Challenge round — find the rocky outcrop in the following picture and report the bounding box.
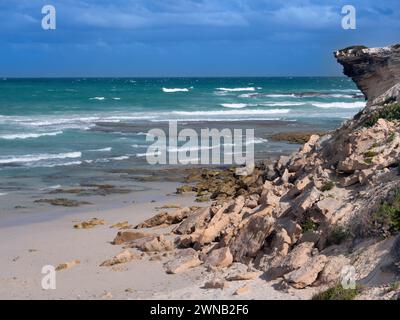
[335,45,400,105]
[107,44,400,293]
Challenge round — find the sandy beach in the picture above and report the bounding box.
[0,180,315,300]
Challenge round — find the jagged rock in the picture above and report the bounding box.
[203,279,229,289]
[299,230,322,245]
[112,231,153,245]
[74,218,105,229]
[300,135,320,154]
[276,155,290,172]
[259,188,280,207]
[270,227,292,256]
[317,255,351,285]
[203,247,233,268]
[165,254,202,274]
[335,45,400,104]
[100,249,139,267]
[55,260,80,271]
[277,218,302,243]
[110,221,132,229]
[266,242,315,280]
[173,207,210,235]
[244,194,259,209]
[338,156,370,173]
[229,212,275,263]
[196,196,245,245]
[312,198,342,223]
[135,207,191,229]
[141,235,174,252]
[341,174,359,187]
[293,186,321,217]
[289,176,311,197]
[284,254,327,288]
[226,272,259,281]
[358,168,375,185]
[234,284,250,295]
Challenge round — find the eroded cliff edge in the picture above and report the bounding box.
[105,45,400,299]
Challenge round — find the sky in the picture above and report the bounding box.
[0,0,399,77]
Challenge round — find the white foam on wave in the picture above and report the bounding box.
[220,103,252,109]
[112,97,121,100]
[0,152,82,165]
[216,87,256,92]
[45,161,82,168]
[136,151,162,157]
[162,88,190,93]
[172,109,290,116]
[312,102,366,109]
[0,192,8,196]
[88,147,112,152]
[0,131,63,140]
[90,97,106,100]
[260,102,306,107]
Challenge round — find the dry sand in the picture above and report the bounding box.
[0,182,315,300]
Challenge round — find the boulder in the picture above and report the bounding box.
[234,284,251,295]
[284,254,328,288]
[203,279,229,290]
[55,260,80,271]
[140,235,174,252]
[135,207,191,229]
[229,213,275,263]
[293,186,321,217]
[317,255,351,285]
[203,247,233,268]
[226,272,259,281]
[165,255,202,274]
[266,242,314,279]
[112,231,153,245]
[173,207,211,235]
[100,249,138,267]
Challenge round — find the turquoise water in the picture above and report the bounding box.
[0,77,364,196]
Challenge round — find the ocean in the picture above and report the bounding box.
[0,77,364,210]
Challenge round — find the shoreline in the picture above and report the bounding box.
[0,179,315,300]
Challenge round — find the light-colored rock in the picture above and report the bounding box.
[74,218,105,229]
[100,249,138,267]
[226,272,259,281]
[229,213,275,263]
[234,284,250,295]
[112,231,153,245]
[55,260,80,271]
[284,254,328,288]
[293,186,321,216]
[165,254,202,274]
[135,207,192,229]
[203,279,229,290]
[204,247,233,268]
[173,207,210,235]
[317,255,351,285]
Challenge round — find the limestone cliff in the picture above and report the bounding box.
[335,44,400,106]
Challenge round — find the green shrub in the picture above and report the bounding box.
[364,103,400,127]
[327,225,350,245]
[364,150,376,158]
[368,189,400,236]
[321,181,335,192]
[312,284,361,300]
[301,218,318,232]
[388,132,396,143]
[341,45,368,52]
